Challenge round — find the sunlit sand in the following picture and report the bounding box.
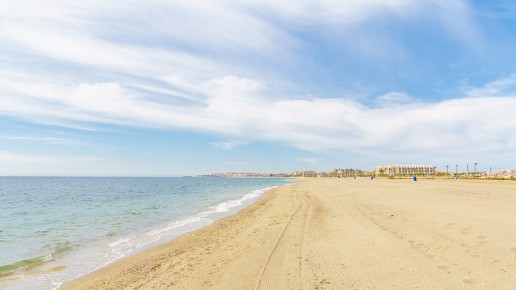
[64,178,516,289]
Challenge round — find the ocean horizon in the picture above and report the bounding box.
[0,176,292,289]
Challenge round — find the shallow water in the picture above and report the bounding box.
[0,177,291,289]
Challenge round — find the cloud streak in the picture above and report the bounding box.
[0,135,73,144]
[0,0,514,169]
[1,72,515,156]
[465,74,516,97]
[211,140,249,150]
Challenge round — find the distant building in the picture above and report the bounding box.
[486,169,516,178]
[208,172,292,178]
[374,165,436,176]
[290,170,318,177]
[318,171,329,177]
[328,168,363,177]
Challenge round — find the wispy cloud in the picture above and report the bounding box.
[465,74,516,97]
[376,92,415,106]
[0,0,478,92]
[0,135,73,144]
[1,72,516,156]
[0,0,513,170]
[211,140,249,150]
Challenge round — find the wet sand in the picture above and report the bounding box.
[63,178,516,289]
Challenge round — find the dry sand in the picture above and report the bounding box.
[63,178,516,289]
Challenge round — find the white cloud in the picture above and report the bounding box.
[0,0,510,169]
[465,74,516,97]
[252,0,403,23]
[0,136,72,144]
[431,1,481,45]
[211,140,249,150]
[2,73,515,159]
[376,92,415,106]
[0,0,476,81]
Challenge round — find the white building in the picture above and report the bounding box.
[374,165,436,175]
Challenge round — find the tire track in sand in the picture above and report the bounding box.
[255,189,311,290]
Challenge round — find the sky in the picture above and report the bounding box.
[1,0,516,176]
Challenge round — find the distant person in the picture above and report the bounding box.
[413,175,417,182]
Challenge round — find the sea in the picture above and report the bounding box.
[0,177,292,289]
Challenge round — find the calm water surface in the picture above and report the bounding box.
[0,177,292,289]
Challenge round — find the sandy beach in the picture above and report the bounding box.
[63,178,516,289]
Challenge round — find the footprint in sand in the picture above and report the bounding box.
[475,236,488,245]
[463,279,478,285]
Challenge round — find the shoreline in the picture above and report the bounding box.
[61,182,293,289]
[63,178,516,289]
[1,179,291,290]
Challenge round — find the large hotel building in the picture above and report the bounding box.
[374,165,436,175]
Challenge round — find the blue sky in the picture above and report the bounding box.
[1,0,516,176]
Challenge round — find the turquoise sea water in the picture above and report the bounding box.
[0,177,291,289]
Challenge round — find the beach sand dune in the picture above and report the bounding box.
[63,178,516,289]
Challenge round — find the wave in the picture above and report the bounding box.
[0,183,288,289]
[107,186,278,260]
[0,244,71,278]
